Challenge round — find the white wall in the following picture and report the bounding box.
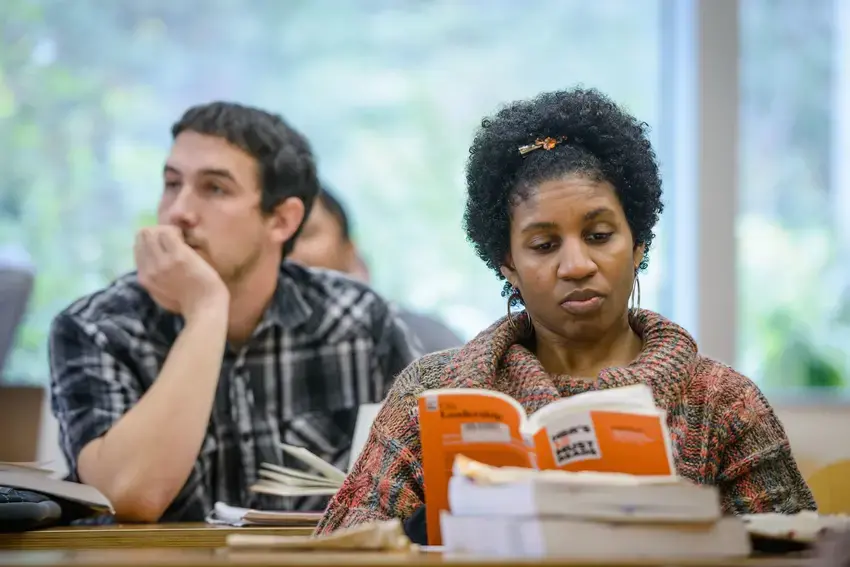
[776,404,850,478]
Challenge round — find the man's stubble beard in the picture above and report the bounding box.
[219,243,264,289]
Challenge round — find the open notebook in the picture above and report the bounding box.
[249,402,382,499]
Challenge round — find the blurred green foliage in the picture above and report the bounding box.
[0,0,663,383]
[739,0,849,391]
[0,0,847,393]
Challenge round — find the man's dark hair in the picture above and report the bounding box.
[315,186,351,241]
[463,87,664,301]
[172,101,319,257]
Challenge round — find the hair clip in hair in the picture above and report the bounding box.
[518,136,567,157]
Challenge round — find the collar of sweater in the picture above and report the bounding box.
[439,308,698,411]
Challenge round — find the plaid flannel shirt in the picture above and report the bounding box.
[49,261,421,521]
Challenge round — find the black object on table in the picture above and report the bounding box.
[0,486,62,532]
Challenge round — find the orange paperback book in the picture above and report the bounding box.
[417,384,674,545]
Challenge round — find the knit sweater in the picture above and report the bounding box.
[316,309,816,534]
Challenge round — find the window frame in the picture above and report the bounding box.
[658,0,739,367]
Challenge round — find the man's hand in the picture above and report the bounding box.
[75,228,231,520]
[134,226,229,319]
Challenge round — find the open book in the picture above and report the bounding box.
[250,444,347,498]
[206,502,323,527]
[418,384,674,545]
[249,403,382,498]
[0,461,113,513]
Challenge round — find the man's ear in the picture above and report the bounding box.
[340,239,358,272]
[347,248,371,284]
[269,197,306,246]
[633,242,646,273]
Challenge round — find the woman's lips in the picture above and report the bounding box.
[560,295,604,315]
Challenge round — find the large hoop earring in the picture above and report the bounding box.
[506,287,521,332]
[506,287,532,336]
[630,274,641,314]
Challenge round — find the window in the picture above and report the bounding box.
[739,0,850,392]
[1,0,674,384]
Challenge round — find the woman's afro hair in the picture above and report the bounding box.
[463,87,664,299]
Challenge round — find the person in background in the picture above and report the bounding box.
[316,88,816,540]
[49,102,421,523]
[290,187,464,353]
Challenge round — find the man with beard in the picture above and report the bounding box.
[48,102,421,522]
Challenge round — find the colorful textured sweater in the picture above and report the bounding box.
[316,309,816,534]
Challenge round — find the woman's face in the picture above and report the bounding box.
[501,174,644,342]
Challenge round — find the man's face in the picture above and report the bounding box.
[157,131,291,284]
[289,200,355,274]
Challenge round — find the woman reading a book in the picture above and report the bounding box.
[316,88,816,541]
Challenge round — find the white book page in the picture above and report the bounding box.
[349,403,383,471]
[251,481,339,497]
[279,443,347,483]
[258,465,341,488]
[526,384,659,434]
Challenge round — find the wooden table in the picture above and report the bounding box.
[0,548,812,567]
[0,523,315,550]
